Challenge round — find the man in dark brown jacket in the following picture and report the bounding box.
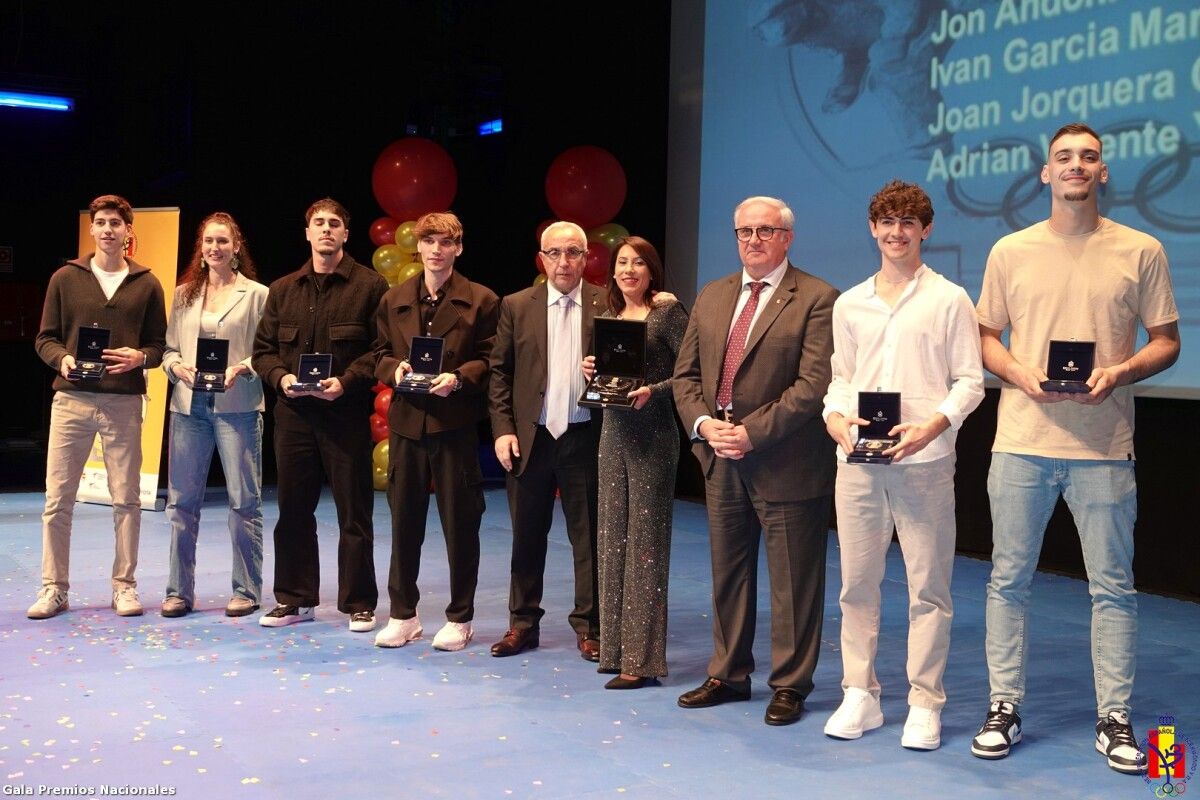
[30,194,167,620]
[372,212,498,651]
[252,198,387,632]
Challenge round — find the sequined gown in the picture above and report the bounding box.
[597,301,689,677]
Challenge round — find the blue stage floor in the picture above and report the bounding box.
[1,488,1195,799]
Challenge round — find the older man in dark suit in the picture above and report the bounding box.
[488,221,605,661]
[673,196,838,726]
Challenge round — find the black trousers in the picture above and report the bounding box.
[386,425,484,622]
[271,400,377,613]
[704,456,830,693]
[505,423,599,637]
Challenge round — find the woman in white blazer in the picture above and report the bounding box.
[161,212,269,618]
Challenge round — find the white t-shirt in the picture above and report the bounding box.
[91,263,129,300]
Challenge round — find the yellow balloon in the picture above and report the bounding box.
[395,220,419,254]
[372,244,405,274]
[372,440,389,472]
[372,464,388,492]
[397,261,423,285]
[532,273,547,287]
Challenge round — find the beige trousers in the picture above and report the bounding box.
[833,456,957,710]
[41,391,144,591]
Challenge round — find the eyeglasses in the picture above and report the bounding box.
[540,247,587,262]
[733,226,790,242]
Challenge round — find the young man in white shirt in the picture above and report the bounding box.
[822,180,984,749]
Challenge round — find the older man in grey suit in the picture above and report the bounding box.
[489,221,606,661]
[674,196,838,726]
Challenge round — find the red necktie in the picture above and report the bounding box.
[716,281,765,409]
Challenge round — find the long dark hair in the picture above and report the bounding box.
[178,212,258,308]
[606,236,665,316]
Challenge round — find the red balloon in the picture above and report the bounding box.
[544,146,627,229]
[371,138,458,222]
[373,388,393,417]
[369,217,401,248]
[371,380,388,394]
[370,412,389,444]
[535,218,555,244]
[583,241,610,287]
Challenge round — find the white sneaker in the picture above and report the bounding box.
[901,706,942,750]
[349,611,376,632]
[27,587,69,619]
[375,615,423,648]
[112,586,144,616]
[824,687,884,740]
[1096,710,1147,774]
[259,604,316,627]
[432,621,473,651]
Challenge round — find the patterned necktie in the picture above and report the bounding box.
[716,281,766,409]
[545,294,574,438]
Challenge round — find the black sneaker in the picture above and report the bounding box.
[1096,711,1147,774]
[971,701,1023,759]
[258,604,315,627]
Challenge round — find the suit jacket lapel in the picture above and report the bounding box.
[742,265,795,357]
[217,276,249,322]
[580,284,602,356]
[531,283,548,377]
[705,274,743,397]
[428,271,467,339]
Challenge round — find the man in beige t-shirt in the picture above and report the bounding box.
[972,123,1180,775]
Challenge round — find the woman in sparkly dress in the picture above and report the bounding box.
[583,237,688,689]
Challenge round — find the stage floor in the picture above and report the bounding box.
[1,488,1195,799]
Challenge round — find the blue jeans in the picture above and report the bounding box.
[985,452,1137,715]
[165,394,263,606]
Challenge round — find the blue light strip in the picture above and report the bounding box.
[0,91,75,112]
[478,118,503,136]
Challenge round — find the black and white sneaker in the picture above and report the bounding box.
[1096,711,1147,774]
[258,605,315,627]
[971,701,1023,760]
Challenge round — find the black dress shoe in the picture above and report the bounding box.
[605,675,659,690]
[490,628,539,657]
[764,688,805,726]
[577,634,600,662]
[677,677,751,708]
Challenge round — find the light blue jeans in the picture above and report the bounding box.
[165,394,263,607]
[985,452,1137,715]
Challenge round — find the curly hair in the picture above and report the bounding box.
[867,180,934,227]
[177,212,258,308]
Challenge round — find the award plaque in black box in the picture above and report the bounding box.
[194,338,230,393]
[579,318,647,410]
[1040,340,1095,393]
[396,336,445,394]
[847,391,901,465]
[68,325,111,381]
[292,353,333,392]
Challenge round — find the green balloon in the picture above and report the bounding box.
[587,223,630,252]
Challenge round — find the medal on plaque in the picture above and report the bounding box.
[847,391,901,465]
[193,337,230,393]
[1040,339,1095,394]
[67,325,111,381]
[579,318,647,410]
[292,353,333,393]
[396,336,445,394]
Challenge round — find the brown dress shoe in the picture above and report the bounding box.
[577,634,600,662]
[490,628,539,657]
[225,597,260,617]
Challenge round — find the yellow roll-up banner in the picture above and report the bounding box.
[75,207,179,511]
